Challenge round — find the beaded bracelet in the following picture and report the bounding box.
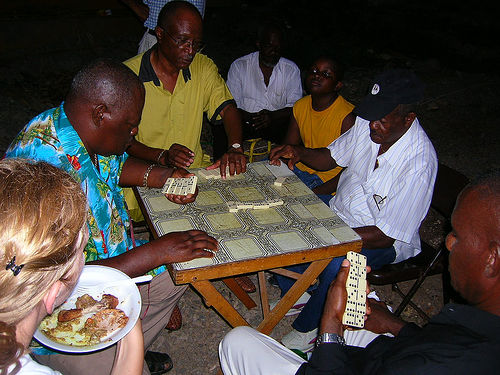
[143,164,156,188]
[156,149,167,165]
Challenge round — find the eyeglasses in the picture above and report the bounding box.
[163,29,205,52]
[309,68,333,79]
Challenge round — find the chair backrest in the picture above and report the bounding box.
[431,163,469,219]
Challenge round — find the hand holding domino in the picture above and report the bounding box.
[342,251,368,329]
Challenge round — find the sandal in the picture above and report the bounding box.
[145,351,173,374]
[235,276,256,293]
[165,305,182,331]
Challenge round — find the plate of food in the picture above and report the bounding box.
[34,265,142,353]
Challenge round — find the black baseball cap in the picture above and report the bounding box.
[355,69,424,121]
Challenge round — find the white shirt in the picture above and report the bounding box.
[9,354,62,375]
[226,52,303,113]
[328,117,437,262]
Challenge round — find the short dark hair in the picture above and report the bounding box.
[157,0,202,30]
[66,58,143,110]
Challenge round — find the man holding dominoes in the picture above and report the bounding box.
[268,69,438,351]
[219,170,500,374]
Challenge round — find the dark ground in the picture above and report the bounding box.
[1,1,499,374]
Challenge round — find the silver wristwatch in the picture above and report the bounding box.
[315,333,346,348]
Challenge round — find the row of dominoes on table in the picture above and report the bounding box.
[226,198,284,212]
[197,167,237,179]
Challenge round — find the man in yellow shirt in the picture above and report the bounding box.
[123,0,246,220]
[123,1,256,295]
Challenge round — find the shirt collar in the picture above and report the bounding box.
[137,47,191,86]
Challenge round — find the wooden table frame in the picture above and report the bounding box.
[192,242,360,335]
[134,187,361,334]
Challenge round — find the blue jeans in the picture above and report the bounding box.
[293,166,333,205]
[276,246,396,332]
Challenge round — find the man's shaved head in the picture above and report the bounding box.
[157,0,202,30]
[66,58,144,111]
[461,170,500,233]
[446,169,500,306]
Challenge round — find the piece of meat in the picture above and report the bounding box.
[99,294,119,309]
[84,308,129,341]
[75,294,119,315]
[75,294,98,309]
[58,308,83,322]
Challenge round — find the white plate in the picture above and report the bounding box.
[34,265,142,353]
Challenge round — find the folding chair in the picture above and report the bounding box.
[367,163,469,320]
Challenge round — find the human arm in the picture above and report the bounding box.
[208,103,247,178]
[120,0,149,22]
[307,112,355,196]
[340,112,356,135]
[312,173,341,196]
[302,112,354,196]
[127,138,195,169]
[269,145,336,171]
[111,319,144,375]
[319,259,350,336]
[239,108,256,126]
[269,107,338,171]
[119,156,197,204]
[364,299,406,336]
[353,226,395,249]
[282,115,303,145]
[87,230,218,277]
[250,107,292,130]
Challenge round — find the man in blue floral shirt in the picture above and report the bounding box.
[6,58,218,374]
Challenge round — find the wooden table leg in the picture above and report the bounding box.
[257,258,331,335]
[191,280,250,327]
[258,271,270,319]
[223,277,257,309]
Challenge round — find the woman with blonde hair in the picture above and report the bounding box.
[0,159,143,375]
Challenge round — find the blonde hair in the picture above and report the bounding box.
[0,159,88,373]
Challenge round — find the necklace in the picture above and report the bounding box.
[93,154,99,168]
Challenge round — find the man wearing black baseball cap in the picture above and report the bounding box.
[269,69,438,352]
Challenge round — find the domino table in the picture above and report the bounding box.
[134,161,362,334]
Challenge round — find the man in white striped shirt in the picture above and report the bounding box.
[269,69,438,352]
